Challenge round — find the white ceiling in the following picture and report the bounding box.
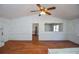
[0,4,79,19]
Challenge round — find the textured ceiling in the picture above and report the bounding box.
[0,4,79,19]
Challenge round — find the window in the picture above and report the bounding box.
[45,23,63,32]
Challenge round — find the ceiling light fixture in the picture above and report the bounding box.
[40,11,46,15]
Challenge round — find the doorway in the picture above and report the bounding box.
[32,23,39,44]
[0,28,3,40]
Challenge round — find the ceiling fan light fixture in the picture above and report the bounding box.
[40,11,46,15]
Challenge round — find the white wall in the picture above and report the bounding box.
[0,15,79,45]
[31,15,68,40]
[67,19,79,44]
[1,15,79,44]
[0,18,9,47]
[8,17,32,40]
[7,15,68,40]
[74,19,79,44]
[0,18,9,41]
[4,15,79,44]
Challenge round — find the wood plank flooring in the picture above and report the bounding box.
[0,34,79,54]
[0,40,79,54]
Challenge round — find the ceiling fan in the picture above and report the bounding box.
[31,4,56,16]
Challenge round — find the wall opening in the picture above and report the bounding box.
[32,23,39,44]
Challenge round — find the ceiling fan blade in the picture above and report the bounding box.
[36,4,45,10]
[45,11,51,15]
[47,7,56,10]
[36,4,41,8]
[31,10,39,12]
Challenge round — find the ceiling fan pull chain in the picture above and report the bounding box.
[39,14,41,16]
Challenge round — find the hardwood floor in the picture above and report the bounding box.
[0,40,48,54]
[0,35,79,54]
[0,40,79,54]
[32,34,39,44]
